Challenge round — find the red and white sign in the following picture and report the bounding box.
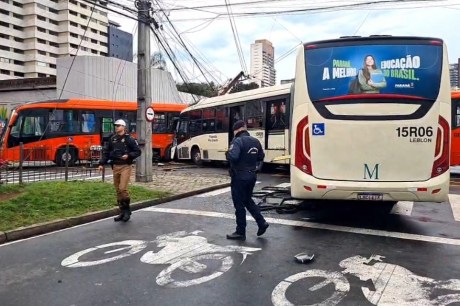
[145,107,155,122]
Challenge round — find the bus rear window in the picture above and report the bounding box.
[305,42,442,101]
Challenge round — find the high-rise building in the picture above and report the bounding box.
[0,0,109,80]
[108,20,133,62]
[452,62,460,89]
[250,39,276,87]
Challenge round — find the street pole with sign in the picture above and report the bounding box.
[135,0,153,182]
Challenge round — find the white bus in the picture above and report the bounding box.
[173,84,292,165]
[290,35,451,203]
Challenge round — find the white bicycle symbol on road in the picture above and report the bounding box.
[272,255,460,306]
[61,231,261,288]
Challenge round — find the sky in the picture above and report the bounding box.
[109,0,460,86]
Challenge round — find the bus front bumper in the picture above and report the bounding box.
[290,167,450,203]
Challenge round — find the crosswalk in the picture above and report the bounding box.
[390,201,414,216]
[448,194,460,221]
[0,169,103,184]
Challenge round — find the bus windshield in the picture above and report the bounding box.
[305,40,443,101]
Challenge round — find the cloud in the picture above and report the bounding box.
[110,1,460,85]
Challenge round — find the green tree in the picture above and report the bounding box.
[176,82,218,98]
[229,82,259,93]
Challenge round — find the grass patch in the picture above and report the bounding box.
[0,181,169,232]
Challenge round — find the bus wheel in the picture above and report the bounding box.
[191,147,202,166]
[56,148,77,167]
[164,145,172,162]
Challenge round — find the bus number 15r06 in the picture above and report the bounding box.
[396,127,433,138]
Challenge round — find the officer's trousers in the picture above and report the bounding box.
[113,164,132,201]
[231,177,266,234]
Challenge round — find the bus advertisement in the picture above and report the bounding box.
[0,99,186,165]
[290,36,451,203]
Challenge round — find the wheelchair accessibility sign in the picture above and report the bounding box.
[312,123,325,136]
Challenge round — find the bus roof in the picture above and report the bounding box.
[13,99,188,112]
[304,35,444,48]
[182,83,292,112]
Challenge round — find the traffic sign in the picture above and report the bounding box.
[146,107,155,122]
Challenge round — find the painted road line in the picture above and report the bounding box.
[196,181,262,198]
[275,182,291,189]
[448,194,460,221]
[390,201,414,216]
[196,187,232,198]
[143,207,460,246]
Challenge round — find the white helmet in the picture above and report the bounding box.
[114,119,126,127]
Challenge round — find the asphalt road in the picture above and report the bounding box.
[1,168,460,306]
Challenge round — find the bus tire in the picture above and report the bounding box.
[191,147,202,166]
[164,145,172,162]
[56,147,77,167]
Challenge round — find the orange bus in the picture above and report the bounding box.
[452,91,460,166]
[0,99,187,165]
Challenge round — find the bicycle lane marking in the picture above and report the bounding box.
[143,207,460,246]
[59,231,262,289]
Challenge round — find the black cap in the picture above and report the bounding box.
[233,120,246,131]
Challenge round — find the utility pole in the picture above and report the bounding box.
[135,0,153,182]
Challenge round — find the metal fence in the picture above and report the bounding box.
[0,143,102,185]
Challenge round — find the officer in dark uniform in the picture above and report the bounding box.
[98,119,141,222]
[226,120,269,240]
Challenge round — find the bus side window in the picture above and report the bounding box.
[22,115,46,137]
[189,110,202,136]
[167,112,180,133]
[178,120,188,134]
[153,113,167,133]
[456,102,460,127]
[81,111,96,133]
[216,107,227,132]
[49,110,79,134]
[245,100,263,129]
[267,99,287,130]
[202,108,216,133]
[10,115,22,137]
[102,118,113,133]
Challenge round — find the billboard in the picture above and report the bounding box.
[305,44,442,101]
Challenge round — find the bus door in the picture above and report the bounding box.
[452,98,460,166]
[100,117,114,145]
[229,105,243,145]
[264,98,288,162]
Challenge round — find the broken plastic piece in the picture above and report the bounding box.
[294,252,315,264]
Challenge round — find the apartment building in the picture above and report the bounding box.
[450,63,459,89]
[0,0,109,80]
[250,39,276,87]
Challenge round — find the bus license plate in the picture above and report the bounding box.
[357,193,383,201]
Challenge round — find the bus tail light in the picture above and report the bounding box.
[295,116,312,175]
[431,116,450,178]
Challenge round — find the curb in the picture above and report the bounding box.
[1,182,231,245]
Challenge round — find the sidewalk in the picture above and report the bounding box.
[107,165,231,195]
[1,164,231,244]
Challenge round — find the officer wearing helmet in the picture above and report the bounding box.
[226,120,269,240]
[98,119,141,222]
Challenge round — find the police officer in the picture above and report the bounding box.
[226,120,269,240]
[98,119,141,222]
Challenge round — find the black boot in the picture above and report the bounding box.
[121,198,131,222]
[114,201,124,222]
[226,231,246,241]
